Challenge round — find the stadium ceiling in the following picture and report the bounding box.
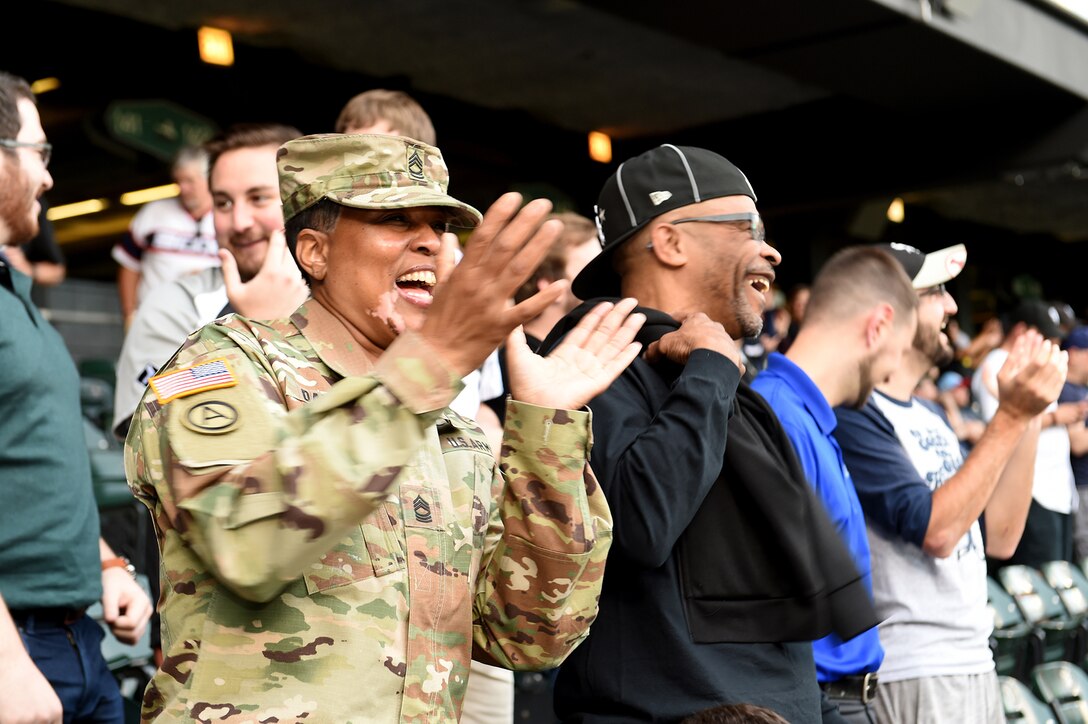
[9,0,1088,263]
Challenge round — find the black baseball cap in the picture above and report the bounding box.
[572,144,757,300]
[1011,299,1063,340]
[880,242,967,289]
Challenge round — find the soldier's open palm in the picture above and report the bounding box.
[421,192,569,378]
[507,298,645,411]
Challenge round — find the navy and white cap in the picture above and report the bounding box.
[1063,325,1088,351]
[572,144,757,300]
[881,242,967,290]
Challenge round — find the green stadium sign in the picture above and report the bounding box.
[105,100,218,161]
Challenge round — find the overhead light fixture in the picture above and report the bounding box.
[30,77,61,95]
[120,183,180,206]
[47,198,109,221]
[198,26,234,66]
[588,131,612,164]
[886,197,905,223]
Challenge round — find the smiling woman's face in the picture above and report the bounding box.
[308,205,453,351]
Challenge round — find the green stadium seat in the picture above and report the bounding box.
[1000,566,1085,664]
[78,358,117,387]
[84,419,132,510]
[1001,675,1057,723]
[1043,561,1088,617]
[1041,561,1088,663]
[1032,661,1088,724]
[990,576,1044,680]
[80,376,114,432]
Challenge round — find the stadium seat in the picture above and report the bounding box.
[1032,662,1088,723]
[1043,562,1088,619]
[80,375,114,432]
[1041,561,1088,663]
[1001,675,1057,723]
[84,419,132,510]
[991,577,1045,680]
[78,357,117,388]
[1000,566,1085,664]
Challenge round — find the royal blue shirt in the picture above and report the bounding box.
[752,353,883,681]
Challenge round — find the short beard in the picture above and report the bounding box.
[0,173,38,245]
[914,323,954,367]
[740,313,764,340]
[735,288,764,339]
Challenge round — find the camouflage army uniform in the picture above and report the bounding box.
[125,299,612,723]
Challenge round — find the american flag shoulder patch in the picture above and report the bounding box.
[149,358,238,404]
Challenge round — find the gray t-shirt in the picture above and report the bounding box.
[835,392,992,683]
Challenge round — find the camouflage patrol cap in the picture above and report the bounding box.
[277,133,482,227]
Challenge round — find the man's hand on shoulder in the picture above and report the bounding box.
[222,229,310,320]
[645,311,744,374]
[996,330,1067,422]
[507,298,645,410]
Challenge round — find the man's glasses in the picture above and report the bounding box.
[0,139,52,169]
[669,212,765,242]
[920,283,947,298]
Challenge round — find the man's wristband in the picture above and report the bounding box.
[101,556,136,579]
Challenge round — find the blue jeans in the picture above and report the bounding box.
[16,612,123,724]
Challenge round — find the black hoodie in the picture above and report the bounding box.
[543,301,878,724]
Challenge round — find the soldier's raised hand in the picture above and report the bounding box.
[996,330,1068,421]
[421,193,567,377]
[507,298,645,411]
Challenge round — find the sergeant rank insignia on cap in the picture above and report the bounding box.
[149,359,237,404]
[407,147,426,182]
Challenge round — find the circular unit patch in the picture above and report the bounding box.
[182,400,240,435]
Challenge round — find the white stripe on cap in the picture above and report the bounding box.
[662,144,700,203]
[737,168,757,201]
[615,161,637,227]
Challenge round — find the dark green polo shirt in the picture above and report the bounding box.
[0,259,101,610]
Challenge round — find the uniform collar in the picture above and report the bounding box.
[290,298,378,379]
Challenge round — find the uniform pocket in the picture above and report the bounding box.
[302,510,403,595]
